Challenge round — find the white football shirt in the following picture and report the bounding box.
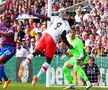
[44,16,71,43]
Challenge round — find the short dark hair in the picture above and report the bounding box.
[4,17,11,23]
[71,25,75,30]
[68,17,75,27]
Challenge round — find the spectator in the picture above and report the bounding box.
[16,41,29,57]
[6,0,12,10]
[35,30,42,46]
[95,1,102,11]
[90,3,96,15]
[88,34,95,47]
[22,38,26,48]
[24,26,31,39]
[81,32,89,46]
[93,15,101,35]
[83,56,101,86]
[29,37,36,53]
[73,0,81,5]
[58,2,65,12]
[30,22,37,37]
[17,25,25,42]
[102,35,108,56]
[75,9,83,26]
[25,37,31,51]
[41,6,46,15]
[41,21,47,31]
[56,41,68,56]
[86,46,95,57]
[29,18,34,30]
[94,40,105,57]
[52,1,59,11]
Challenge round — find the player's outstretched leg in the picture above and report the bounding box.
[32,75,38,86]
[3,79,11,89]
[31,61,50,86]
[76,66,92,90]
[62,65,75,89]
[18,54,34,79]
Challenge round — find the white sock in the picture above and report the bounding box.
[86,81,91,85]
[23,60,29,67]
[23,54,34,67]
[37,62,50,77]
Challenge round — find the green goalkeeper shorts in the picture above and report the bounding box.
[66,56,89,66]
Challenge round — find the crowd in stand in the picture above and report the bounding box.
[0,0,107,57]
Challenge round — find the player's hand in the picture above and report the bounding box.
[77,59,82,65]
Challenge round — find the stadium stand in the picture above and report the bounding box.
[0,0,107,87]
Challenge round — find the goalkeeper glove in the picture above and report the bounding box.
[77,59,82,65]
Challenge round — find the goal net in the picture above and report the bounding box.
[46,0,108,88]
[47,56,108,87]
[52,0,88,17]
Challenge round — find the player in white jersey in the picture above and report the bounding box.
[45,16,71,43]
[18,13,74,86]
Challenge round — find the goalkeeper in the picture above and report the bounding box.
[62,25,92,90]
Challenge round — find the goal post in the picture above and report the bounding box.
[46,0,52,87]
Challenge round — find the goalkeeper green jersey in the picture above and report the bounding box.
[67,35,88,59]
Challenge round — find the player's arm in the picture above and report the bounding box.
[0,31,13,37]
[78,50,85,60]
[30,12,50,21]
[61,30,73,49]
[77,40,87,63]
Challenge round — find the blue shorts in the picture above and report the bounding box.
[0,45,16,61]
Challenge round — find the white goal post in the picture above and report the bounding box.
[46,0,52,87]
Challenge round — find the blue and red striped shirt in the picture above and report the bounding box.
[1,25,15,46]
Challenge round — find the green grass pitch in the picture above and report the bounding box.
[0,82,108,90]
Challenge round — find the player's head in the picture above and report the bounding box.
[63,16,75,27]
[69,25,76,39]
[67,17,75,27]
[3,17,11,27]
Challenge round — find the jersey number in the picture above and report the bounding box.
[54,22,62,30]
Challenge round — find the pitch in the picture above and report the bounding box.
[0,82,108,90]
